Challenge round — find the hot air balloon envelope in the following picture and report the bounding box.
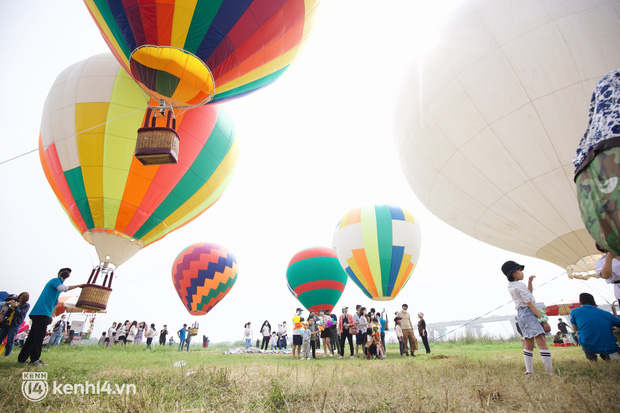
[333,205,421,301]
[39,54,239,269]
[84,0,320,107]
[286,247,347,313]
[171,243,238,315]
[395,0,620,276]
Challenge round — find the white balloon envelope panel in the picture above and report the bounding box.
[395,0,620,275]
[333,205,421,301]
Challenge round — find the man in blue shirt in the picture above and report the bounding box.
[570,293,620,361]
[177,324,187,352]
[18,268,84,365]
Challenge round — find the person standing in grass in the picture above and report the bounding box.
[269,332,278,350]
[177,324,187,351]
[570,292,620,361]
[301,322,311,360]
[326,309,339,356]
[134,321,145,346]
[47,314,68,348]
[417,313,431,354]
[106,322,116,348]
[18,268,84,366]
[292,308,303,359]
[308,317,319,359]
[353,305,363,357]
[358,307,370,358]
[159,325,168,346]
[338,306,355,359]
[394,317,405,357]
[377,311,387,351]
[126,321,138,345]
[260,320,271,350]
[243,322,253,350]
[319,310,333,357]
[0,292,29,356]
[502,260,553,377]
[145,323,157,350]
[397,304,416,357]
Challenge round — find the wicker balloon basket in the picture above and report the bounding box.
[190,322,199,336]
[76,266,114,312]
[135,107,180,165]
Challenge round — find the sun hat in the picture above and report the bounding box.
[501,261,524,277]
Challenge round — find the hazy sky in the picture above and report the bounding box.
[0,1,615,343]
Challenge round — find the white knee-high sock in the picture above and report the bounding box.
[540,349,553,375]
[523,350,534,374]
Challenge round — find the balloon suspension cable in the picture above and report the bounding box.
[0,105,149,167]
[147,100,177,128]
[430,269,568,343]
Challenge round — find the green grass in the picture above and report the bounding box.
[1,340,618,412]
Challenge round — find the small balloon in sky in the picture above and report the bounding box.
[332,205,421,301]
[286,247,347,313]
[171,243,238,316]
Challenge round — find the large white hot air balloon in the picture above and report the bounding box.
[395,0,620,278]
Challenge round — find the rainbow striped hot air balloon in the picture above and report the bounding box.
[84,0,320,107]
[39,54,239,270]
[286,247,347,312]
[171,243,238,315]
[332,205,421,301]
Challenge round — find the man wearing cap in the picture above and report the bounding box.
[18,268,84,366]
[338,306,355,358]
[292,308,303,359]
[397,304,416,357]
[0,292,30,356]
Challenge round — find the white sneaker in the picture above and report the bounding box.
[339,356,343,359]
[323,354,327,358]
[329,354,333,357]
[300,357,305,360]
[350,356,355,359]
[306,357,310,361]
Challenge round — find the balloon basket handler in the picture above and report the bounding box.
[135,103,179,166]
[76,265,114,312]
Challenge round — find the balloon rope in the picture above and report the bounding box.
[578,279,614,306]
[430,270,567,342]
[0,105,149,166]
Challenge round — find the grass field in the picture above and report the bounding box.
[1,338,618,412]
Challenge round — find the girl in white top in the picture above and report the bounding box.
[502,261,553,377]
[126,321,138,344]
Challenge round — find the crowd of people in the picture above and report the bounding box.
[242,304,432,361]
[1,260,619,369]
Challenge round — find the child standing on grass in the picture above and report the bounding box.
[502,261,553,377]
[394,317,405,357]
[301,322,311,360]
[269,332,278,350]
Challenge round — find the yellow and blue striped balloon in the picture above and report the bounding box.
[332,205,421,301]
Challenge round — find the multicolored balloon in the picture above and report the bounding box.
[332,205,421,301]
[84,0,320,107]
[286,247,347,312]
[171,243,238,315]
[39,54,239,268]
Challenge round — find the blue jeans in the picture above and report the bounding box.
[245,339,251,350]
[49,332,63,347]
[178,340,185,351]
[0,324,19,356]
